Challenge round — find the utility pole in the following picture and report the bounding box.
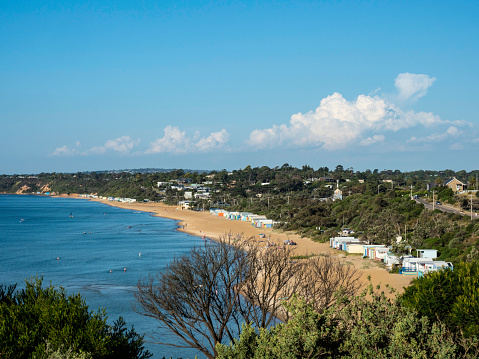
[432,190,435,211]
[410,185,413,199]
[471,192,474,220]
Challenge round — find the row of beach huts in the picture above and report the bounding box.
[78,194,138,203]
[330,236,453,277]
[209,209,280,229]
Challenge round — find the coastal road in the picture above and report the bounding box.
[415,198,475,217]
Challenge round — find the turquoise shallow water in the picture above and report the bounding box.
[0,194,204,358]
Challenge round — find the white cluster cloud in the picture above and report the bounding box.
[145,126,229,154]
[408,126,460,143]
[51,136,139,156]
[145,126,189,154]
[394,73,436,102]
[51,73,474,158]
[51,145,80,156]
[360,135,385,146]
[247,91,443,151]
[86,136,139,155]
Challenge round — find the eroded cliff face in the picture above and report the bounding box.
[14,182,52,194]
[40,183,52,193]
[15,185,31,194]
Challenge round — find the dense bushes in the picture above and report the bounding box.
[0,277,151,359]
[217,285,474,359]
[401,262,479,337]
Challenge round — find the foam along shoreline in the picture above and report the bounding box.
[63,195,414,296]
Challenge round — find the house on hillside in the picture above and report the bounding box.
[445,177,467,193]
[333,180,342,201]
[333,187,343,201]
[319,177,335,183]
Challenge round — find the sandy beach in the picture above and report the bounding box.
[72,196,414,296]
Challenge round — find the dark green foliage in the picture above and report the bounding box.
[436,186,455,202]
[0,277,151,359]
[217,286,471,358]
[401,262,479,337]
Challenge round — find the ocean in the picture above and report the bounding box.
[0,194,205,358]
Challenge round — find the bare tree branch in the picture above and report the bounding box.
[297,255,361,313]
[135,235,360,358]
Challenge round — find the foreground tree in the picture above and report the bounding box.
[135,235,362,358]
[0,277,151,359]
[296,255,362,313]
[136,236,254,358]
[238,241,305,326]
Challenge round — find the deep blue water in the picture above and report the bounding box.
[0,194,205,358]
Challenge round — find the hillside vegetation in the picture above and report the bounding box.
[2,166,479,264]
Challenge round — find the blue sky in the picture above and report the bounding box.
[1,0,478,174]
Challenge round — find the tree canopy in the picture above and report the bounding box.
[0,277,151,359]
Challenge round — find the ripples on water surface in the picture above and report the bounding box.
[0,194,205,358]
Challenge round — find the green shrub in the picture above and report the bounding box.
[0,277,151,359]
[217,286,467,358]
[401,262,479,337]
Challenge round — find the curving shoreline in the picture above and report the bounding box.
[56,194,414,296]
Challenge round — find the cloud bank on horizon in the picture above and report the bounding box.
[51,136,139,156]
[51,73,472,157]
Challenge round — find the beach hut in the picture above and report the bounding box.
[417,261,453,276]
[344,243,367,254]
[374,247,390,261]
[400,256,453,276]
[252,217,268,228]
[250,215,267,224]
[416,249,438,259]
[401,257,427,274]
[259,219,274,228]
[385,253,400,268]
[330,237,362,250]
[217,210,227,217]
[363,245,386,258]
[239,212,253,221]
